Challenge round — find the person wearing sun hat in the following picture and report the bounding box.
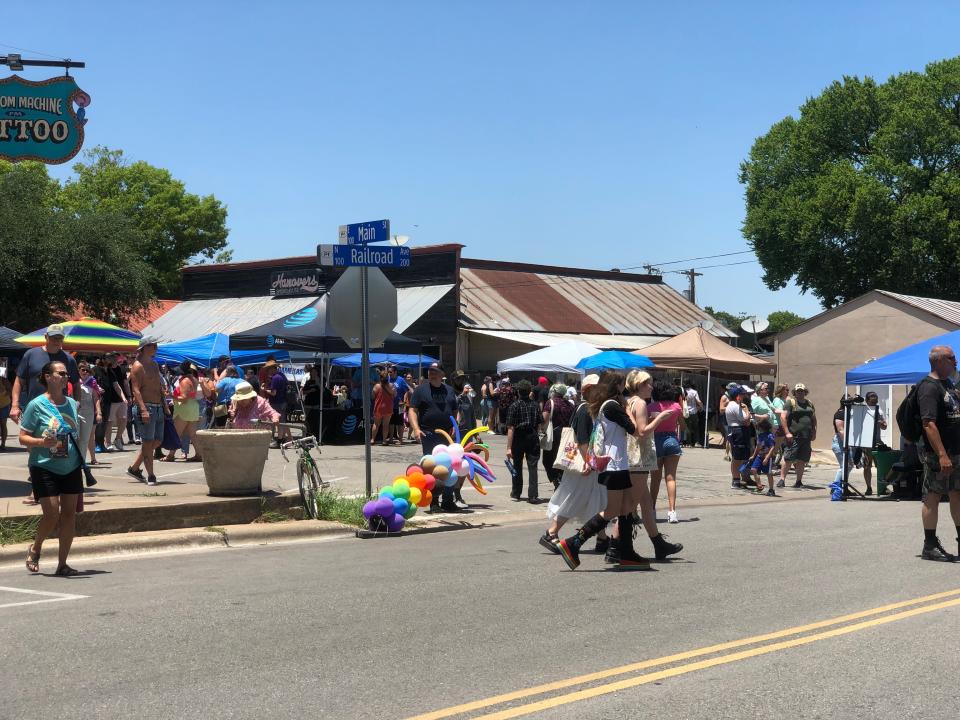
[227,381,280,429]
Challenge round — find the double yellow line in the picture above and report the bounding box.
[405,587,960,720]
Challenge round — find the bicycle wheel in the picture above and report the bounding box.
[297,458,322,519]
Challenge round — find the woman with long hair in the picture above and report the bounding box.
[166,360,202,462]
[649,382,686,523]
[540,376,608,553]
[20,361,83,576]
[556,370,648,570]
[541,383,574,490]
[620,371,683,561]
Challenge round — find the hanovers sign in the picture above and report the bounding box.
[0,75,90,165]
[270,270,321,297]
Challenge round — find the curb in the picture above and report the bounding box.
[0,520,352,567]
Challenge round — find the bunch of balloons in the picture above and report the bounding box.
[362,467,437,533]
[420,420,497,495]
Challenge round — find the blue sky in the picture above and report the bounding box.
[7,2,959,320]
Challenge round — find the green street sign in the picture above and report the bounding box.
[0,75,90,165]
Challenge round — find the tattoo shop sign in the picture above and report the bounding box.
[0,75,90,164]
[270,270,321,297]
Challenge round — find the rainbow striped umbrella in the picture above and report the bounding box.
[16,318,142,353]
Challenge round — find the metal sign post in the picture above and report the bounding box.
[360,266,372,498]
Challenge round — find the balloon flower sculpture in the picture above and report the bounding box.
[361,418,497,533]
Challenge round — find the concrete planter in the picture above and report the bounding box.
[193,429,273,496]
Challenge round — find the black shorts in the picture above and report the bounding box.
[597,469,632,491]
[30,465,83,499]
[390,411,403,427]
[728,427,751,461]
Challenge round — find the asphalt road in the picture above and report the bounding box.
[2,498,959,719]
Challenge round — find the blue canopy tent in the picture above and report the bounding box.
[155,333,288,369]
[330,353,439,369]
[575,350,655,372]
[844,329,960,385]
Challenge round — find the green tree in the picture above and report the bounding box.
[0,164,154,330]
[740,56,960,308]
[704,306,749,331]
[59,146,229,297]
[766,310,806,333]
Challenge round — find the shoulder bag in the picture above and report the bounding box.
[539,399,554,451]
[553,402,586,471]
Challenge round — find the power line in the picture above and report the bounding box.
[0,41,62,59]
[664,259,758,273]
[619,250,753,271]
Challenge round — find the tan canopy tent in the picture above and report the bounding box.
[635,327,776,446]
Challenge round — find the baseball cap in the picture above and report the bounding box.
[726,382,738,390]
[582,374,601,389]
[794,383,807,392]
[46,323,65,338]
[538,376,548,385]
[137,334,158,349]
[740,384,754,393]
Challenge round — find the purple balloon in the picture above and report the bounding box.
[362,500,377,520]
[387,513,406,533]
[375,497,395,516]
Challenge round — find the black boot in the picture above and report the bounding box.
[559,514,607,570]
[616,514,649,569]
[652,533,683,560]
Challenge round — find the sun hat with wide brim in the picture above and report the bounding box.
[232,381,258,401]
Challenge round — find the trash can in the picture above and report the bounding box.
[872,450,901,496]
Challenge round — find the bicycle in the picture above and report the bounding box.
[280,434,328,519]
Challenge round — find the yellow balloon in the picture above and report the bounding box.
[461,426,489,445]
[408,487,422,505]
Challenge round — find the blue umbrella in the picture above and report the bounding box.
[575,350,655,371]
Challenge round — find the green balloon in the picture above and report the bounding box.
[404,503,418,520]
[392,483,411,500]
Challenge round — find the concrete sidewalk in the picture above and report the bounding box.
[1,421,845,535]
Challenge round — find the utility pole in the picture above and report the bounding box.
[679,268,703,304]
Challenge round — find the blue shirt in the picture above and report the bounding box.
[216,377,243,404]
[20,395,81,475]
[392,376,409,411]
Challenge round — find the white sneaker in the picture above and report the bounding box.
[104,444,116,453]
[667,510,679,524]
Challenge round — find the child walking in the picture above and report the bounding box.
[749,418,777,496]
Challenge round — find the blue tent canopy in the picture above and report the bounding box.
[155,333,289,369]
[330,353,439,369]
[575,350,655,372]
[845,329,960,385]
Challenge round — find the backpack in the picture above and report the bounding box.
[896,377,936,443]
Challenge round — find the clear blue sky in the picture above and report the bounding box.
[8,2,960,320]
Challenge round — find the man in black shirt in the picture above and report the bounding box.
[506,380,544,503]
[408,363,461,513]
[917,344,960,561]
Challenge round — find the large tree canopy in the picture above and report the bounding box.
[0,163,155,330]
[740,56,960,308]
[60,147,229,297]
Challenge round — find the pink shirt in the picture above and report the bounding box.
[649,400,682,435]
[229,396,280,429]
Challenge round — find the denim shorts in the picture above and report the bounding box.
[654,432,682,458]
[134,403,166,442]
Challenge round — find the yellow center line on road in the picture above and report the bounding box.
[404,587,960,720]
[472,596,960,720]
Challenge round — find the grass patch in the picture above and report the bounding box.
[252,510,289,524]
[0,516,41,546]
[142,491,167,497]
[313,489,367,527]
[204,526,227,536]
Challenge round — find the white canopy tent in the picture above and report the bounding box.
[496,340,600,375]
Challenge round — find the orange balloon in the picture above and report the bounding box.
[417,489,433,507]
[408,475,426,490]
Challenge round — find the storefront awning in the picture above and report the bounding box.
[143,284,455,344]
[465,328,669,351]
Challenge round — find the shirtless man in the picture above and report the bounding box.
[125,337,168,486]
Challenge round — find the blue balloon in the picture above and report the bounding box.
[379,488,395,500]
[393,498,410,516]
[444,470,458,487]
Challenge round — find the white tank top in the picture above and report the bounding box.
[597,400,628,472]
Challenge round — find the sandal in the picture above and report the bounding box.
[55,565,80,577]
[26,546,40,573]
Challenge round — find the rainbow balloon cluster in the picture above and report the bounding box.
[362,468,437,533]
[361,420,497,534]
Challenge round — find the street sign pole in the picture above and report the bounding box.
[361,266,372,497]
